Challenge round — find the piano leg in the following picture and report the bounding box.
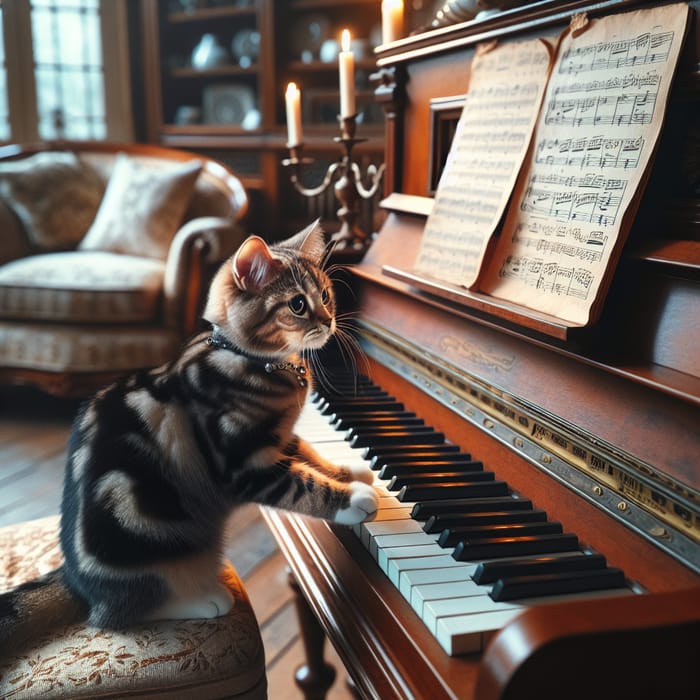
[289,569,337,700]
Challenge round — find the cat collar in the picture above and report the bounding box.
[206,328,308,387]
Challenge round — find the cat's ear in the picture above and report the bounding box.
[283,218,327,261]
[232,236,280,292]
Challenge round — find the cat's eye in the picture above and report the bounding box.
[288,294,307,316]
[321,288,330,305]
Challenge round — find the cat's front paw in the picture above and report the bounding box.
[334,482,379,525]
[349,465,375,485]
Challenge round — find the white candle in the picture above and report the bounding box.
[285,82,303,146]
[382,0,404,44]
[338,29,355,118]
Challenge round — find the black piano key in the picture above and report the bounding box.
[343,416,425,432]
[346,419,429,434]
[388,471,496,491]
[352,430,446,449]
[369,449,470,469]
[349,427,440,448]
[489,567,627,601]
[365,444,462,461]
[333,412,418,429]
[329,402,406,420]
[399,480,509,502]
[312,384,382,401]
[319,388,391,402]
[411,496,533,520]
[320,398,400,415]
[423,508,547,533]
[437,521,563,547]
[379,460,484,480]
[472,552,607,584]
[310,381,374,400]
[452,533,579,561]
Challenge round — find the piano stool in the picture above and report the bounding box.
[0,515,268,700]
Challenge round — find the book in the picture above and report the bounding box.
[411,2,690,328]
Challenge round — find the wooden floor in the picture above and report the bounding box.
[0,387,355,700]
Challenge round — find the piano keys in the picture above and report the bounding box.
[294,376,639,655]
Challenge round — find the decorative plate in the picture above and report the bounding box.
[231,29,260,64]
[203,84,256,126]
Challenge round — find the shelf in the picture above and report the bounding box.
[289,58,379,73]
[168,6,256,23]
[171,65,259,78]
[290,0,379,8]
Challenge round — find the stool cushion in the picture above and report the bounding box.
[0,516,267,699]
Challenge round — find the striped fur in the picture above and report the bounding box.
[0,222,377,653]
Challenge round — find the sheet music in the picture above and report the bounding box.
[414,39,553,287]
[480,3,690,325]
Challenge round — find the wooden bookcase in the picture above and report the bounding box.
[140,0,386,237]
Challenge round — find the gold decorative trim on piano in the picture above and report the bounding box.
[358,321,700,574]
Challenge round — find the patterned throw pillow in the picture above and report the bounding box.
[79,153,202,260]
[0,152,105,251]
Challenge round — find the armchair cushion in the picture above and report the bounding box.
[0,323,179,374]
[0,200,32,265]
[0,152,105,251]
[0,251,164,324]
[79,154,202,259]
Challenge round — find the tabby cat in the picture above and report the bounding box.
[0,220,378,653]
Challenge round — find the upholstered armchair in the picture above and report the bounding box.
[0,141,248,397]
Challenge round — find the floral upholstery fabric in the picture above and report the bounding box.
[0,323,180,373]
[0,251,165,324]
[0,152,105,251]
[79,154,202,260]
[0,516,267,699]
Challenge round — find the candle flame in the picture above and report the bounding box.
[341,29,351,53]
[286,82,298,96]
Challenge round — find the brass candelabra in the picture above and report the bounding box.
[283,114,385,251]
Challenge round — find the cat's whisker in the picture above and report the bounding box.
[332,328,368,389]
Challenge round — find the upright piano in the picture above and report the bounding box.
[262,2,700,698]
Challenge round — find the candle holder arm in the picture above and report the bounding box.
[350,161,386,199]
[287,161,342,198]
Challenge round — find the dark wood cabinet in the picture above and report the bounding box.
[140,0,386,238]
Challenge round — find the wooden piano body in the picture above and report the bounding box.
[263,1,700,698]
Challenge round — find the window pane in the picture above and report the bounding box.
[31,0,105,139]
[0,4,8,140]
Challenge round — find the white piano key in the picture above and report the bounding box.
[374,501,412,517]
[423,595,524,635]
[379,545,451,575]
[436,609,525,655]
[371,530,438,560]
[387,555,476,588]
[362,518,421,548]
[411,579,486,615]
[371,508,413,522]
[399,566,474,600]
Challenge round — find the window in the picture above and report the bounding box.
[0,0,132,142]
